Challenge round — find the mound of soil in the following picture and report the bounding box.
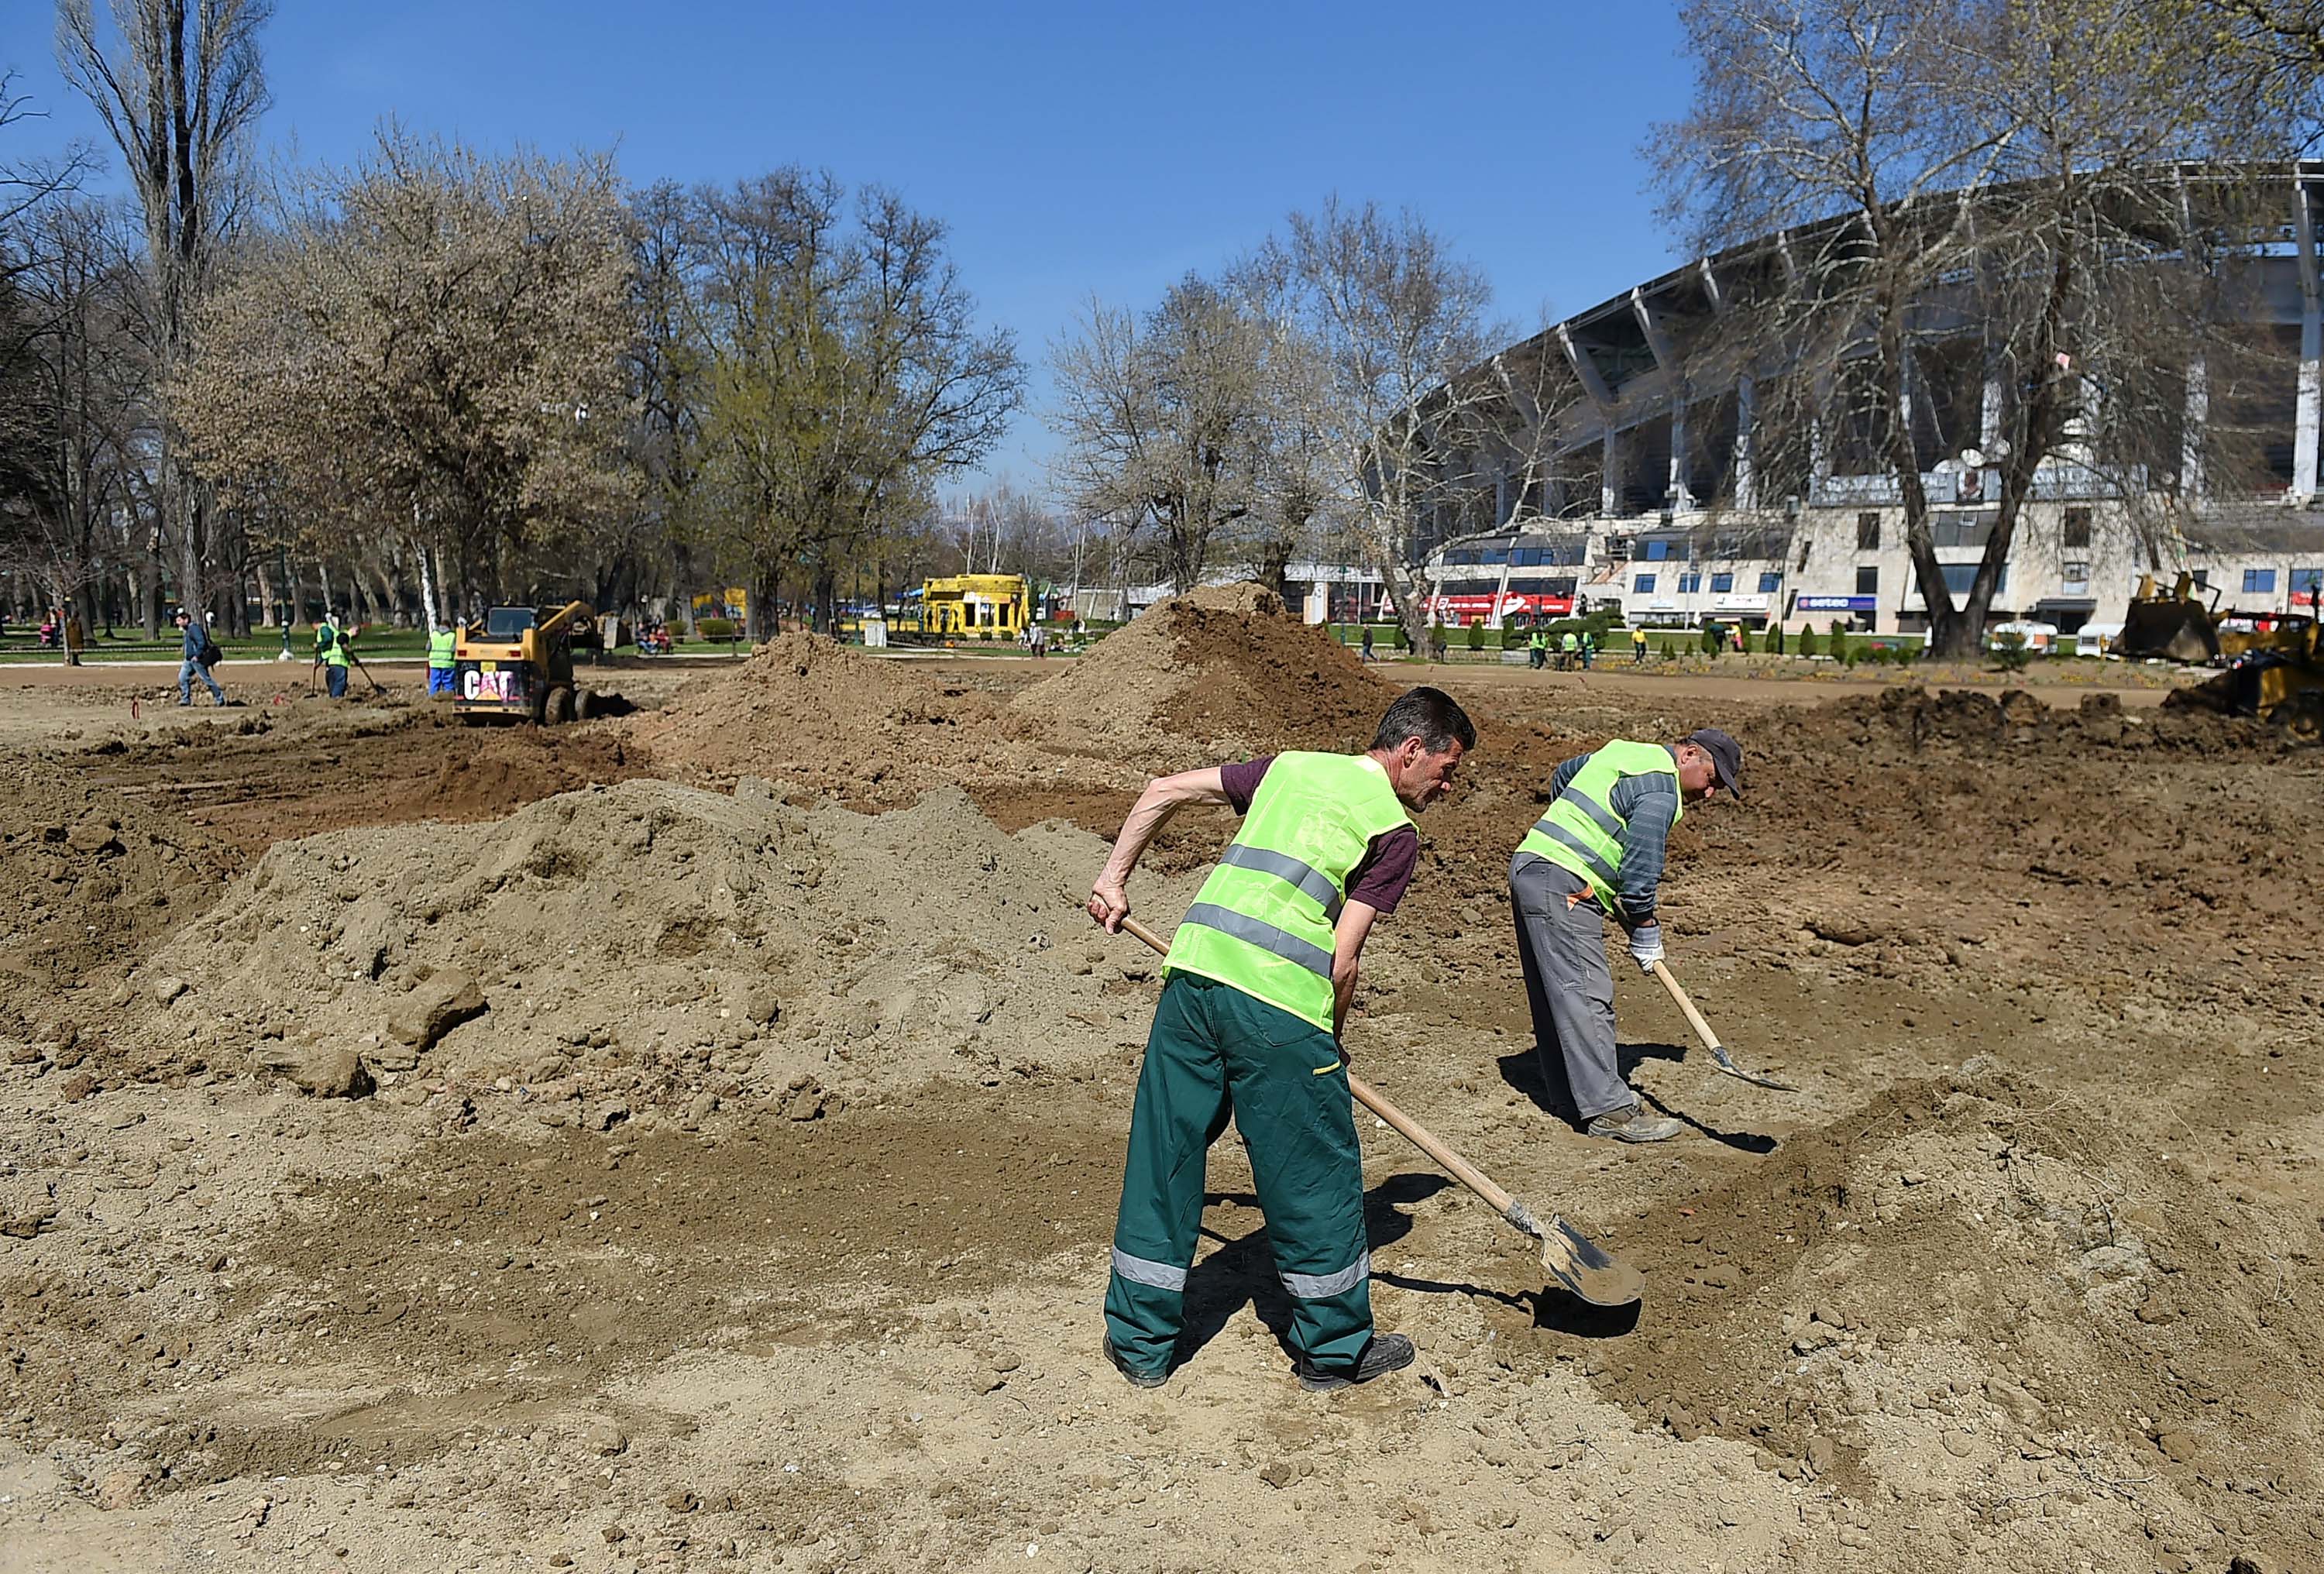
[1567,1060,2322,1561]
[1821,682,2286,752]
[0,774,235,1028]
[1011,583,1400,766]
[630,632,1058,806]
[108,778,1148,1108]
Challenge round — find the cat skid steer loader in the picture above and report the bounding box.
[452,600,604,725]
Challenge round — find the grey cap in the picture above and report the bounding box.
[1686,727,1744,796]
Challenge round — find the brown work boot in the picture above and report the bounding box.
[1586,1102,1683,1143]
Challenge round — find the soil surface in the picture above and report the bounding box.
[2,589,2319,1574]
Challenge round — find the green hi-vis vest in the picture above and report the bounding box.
[1516,739,1683,912]
[1164,752,1411,1032]
[428,629,457,669]
[318,626,349,668]
[1528,631,1545,648]
[1560,632,1579,651]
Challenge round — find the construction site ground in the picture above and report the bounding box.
[1,597,2316,1574]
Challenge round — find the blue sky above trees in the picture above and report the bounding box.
[0,0,1693,487]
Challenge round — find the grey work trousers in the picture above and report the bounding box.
[1508,851,1631,1123]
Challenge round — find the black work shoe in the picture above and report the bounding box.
[1586,1102,1683,1143]
[1102,1336,1167,1390]
[1295,1333,1416,1393]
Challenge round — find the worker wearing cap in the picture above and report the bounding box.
[1087,687,1475,1393]
[426,621,459,697]
[1509,727,1744,1143]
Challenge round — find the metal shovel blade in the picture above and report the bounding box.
[1709,1043,1797,1093]
[1511,1201,1645,1307]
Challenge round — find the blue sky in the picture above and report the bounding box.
[1,1,1697,491]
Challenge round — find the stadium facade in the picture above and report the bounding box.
[1420,163,2324,638]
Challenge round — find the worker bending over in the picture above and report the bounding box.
[1510,728,1743,1143]
[1088,688,1475,1392]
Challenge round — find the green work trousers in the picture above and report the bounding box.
[1104,971,1374,1377]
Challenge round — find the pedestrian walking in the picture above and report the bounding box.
[175,610,225,706]
[1631,627,1648,664]
[1088,687,1475,1392]
[426,620,459,697]
[1508,728,1743,1143]
[1360,626,1376,664]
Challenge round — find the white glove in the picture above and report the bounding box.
[1628,924,1665,974]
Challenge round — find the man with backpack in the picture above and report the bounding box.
[176,610,225,706]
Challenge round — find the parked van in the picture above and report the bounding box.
[2074,620,2126,658]
[1987,620,2061,654]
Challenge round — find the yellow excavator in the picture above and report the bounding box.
[2127,575,2324,741]
[452,600,604,725]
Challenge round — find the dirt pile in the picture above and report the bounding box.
[0,774,235,1028]
[106,778,1163,1110]
[1011,582,1400,765]
[1567,1060,2322,1565]
[630,631,1073,806]
[1820,682,2288,753]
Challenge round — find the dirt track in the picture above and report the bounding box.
[2,596,2319,1574]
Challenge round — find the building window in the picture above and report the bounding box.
[1940,562,2007,597]
[2191,569,2209,589]
[2293,566,2322,605]
[1678,572,1703,593]
[1644,539,1675,562]
[1855,565,1879,596]
[1758,572,1783,593]
[1634,574,1656,594]
[2243,568,2277,594]
[1796,539,1812,570]
[1710,572,1735,593]
[1856,511,1881,550]
[2063,507,2092,548]
[2063,560,2090,593]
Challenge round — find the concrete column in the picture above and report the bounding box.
[1600,427,1620,516]
[2182,353,2208,499]
[1734,373,1758,510]
[2294,175,2321,502]
[1668,404,1694,511]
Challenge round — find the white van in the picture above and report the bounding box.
[2074,620,2126,658]
[1987,620,2061,654]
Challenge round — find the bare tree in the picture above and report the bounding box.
[1655,0,2295,657]
[56,0,272,617]
[1047,276,1273,592]
[1262,197,1578,647]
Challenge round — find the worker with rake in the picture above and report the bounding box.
[1511,728,1743,1142]
[1087,687,1475,1392]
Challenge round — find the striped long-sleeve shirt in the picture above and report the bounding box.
[1545,747,1679,926]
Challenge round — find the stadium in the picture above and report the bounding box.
[1418,162,2324,640]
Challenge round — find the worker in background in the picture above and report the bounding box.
[1559,627,1580,670]
[174,610,225,706]
[315,610,351,699]
[1088,688,1475,1394]
[1632,626,1649,664]
[1509,728,1744,1143]
[426,620,459,697]
[1528,625,1547,669]
[1580,629,1596,669]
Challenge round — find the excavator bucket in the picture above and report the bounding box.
[2116,578,2220,664]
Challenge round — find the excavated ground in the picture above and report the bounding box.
[0,605,2319,1574]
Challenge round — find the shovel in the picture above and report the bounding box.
[1650,960,1797,1091]
[1117,916,1644,1308]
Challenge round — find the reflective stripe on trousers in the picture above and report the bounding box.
[1180,902,1332,976]
[1281,1252,1370,1300]
[1110,1246,1188,1293]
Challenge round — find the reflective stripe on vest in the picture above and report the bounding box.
[1515,740,1683,912]
[1163,752,1411,1032]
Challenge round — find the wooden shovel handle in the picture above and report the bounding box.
[1116,915,1516,1217]
[1650,958,1724,1051]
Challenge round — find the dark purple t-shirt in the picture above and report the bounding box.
[1217,756,1419,915]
